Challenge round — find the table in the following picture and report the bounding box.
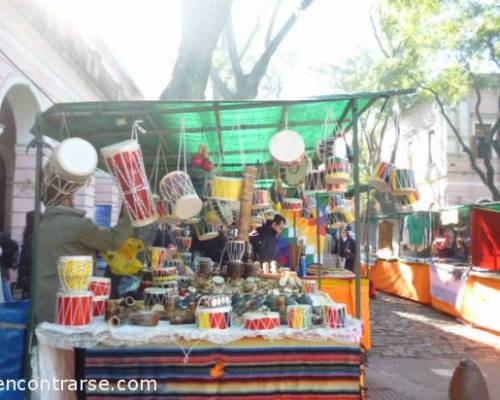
[35,319,364,399]
[369,258,431,304]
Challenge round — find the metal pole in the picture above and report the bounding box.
[365,190,371,272]
[315,193,322,290]
[24,121,43,396]
[293,211,297,270]
[352,99,361,319]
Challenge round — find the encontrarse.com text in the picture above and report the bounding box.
[0,378,157,392]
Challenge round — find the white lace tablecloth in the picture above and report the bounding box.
[36,318,363,350]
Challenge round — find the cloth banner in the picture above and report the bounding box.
[430,262,469,316]
[471,208,500,271]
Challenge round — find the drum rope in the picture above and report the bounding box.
[58,111,71,140]
[177,120,188,173]
[130,120,146,141]
[235,114,246,168]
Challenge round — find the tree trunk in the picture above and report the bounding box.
[160,0,233,100]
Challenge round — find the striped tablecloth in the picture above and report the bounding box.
[78,338,363,399]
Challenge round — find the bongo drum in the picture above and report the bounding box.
[89,277,111,298]
[211,176,244,202]
[56,291,93,326]
[42,138,98,206]
[326,157,350,184]
[323,304,347,329]
[159,171,202,220]
[287,304,312,329]
[284,156,312,186]
[243,311,280,330]
[144,287,169,308]
[196,306,232,329]
[326,182,348,193]
[57,256,93,293]
[101,140,158,227]
[176,236,192,252]
[152,267,177,284]
[92,297,107,318]
[193,217,219,241]
[226,240,246,262]
[390,168,417,195]
[253,190,270,209]
[370,161,394,192]
[269,130,305,167]
[305,169,326,193]
[302,279,318,294]
[147,247,169,270]
[282,198,303,211]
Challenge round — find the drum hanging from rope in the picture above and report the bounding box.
[159,171,202,220]
[101,139,158,227]
[253,189,271,210]
[207,197,240,228]
[211,176,244,202]
[192,216,219,242]
[42,138,98,206]
[370,161,395,192]
[269,130,305,167]
[284,155,312,186]
[325,157,350,184]
[305,169,326,193]
[390,168,416,195]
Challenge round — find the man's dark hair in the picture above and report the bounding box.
[272,214,286,226]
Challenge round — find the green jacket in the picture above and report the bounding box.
[35,206,132,323]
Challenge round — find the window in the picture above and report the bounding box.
[474,123,492,159]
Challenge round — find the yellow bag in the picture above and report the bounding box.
[103,237,145,276]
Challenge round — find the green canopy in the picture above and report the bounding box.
[32,90,413,180]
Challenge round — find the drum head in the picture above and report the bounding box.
[174,194,202,220]
[269,130,305,165]
[56,138,98,177]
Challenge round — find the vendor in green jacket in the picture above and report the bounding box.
[35,195,132,323]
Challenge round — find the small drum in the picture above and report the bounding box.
[101,139,158,227]
[287,304,312,329]
[159,171,202,220]
[305,169,326,193]
[302,280,318,294]
[226,240,246,262]
[370,162,395,192]
[56,291,93,326]
[144,287,169,308]
[326,182,348,193]
[323,304,347,329]
[211,176,243,201]
[196,306,232,329]
[269,130,305,167]
[193,217,219,241]
[243,311,280,330]
[316,137,335,160]
[93,297,106,317]
[176,236,192,252]
[147,247,169,270]
[284,156,312,186]
[57,256,93,293]
[326,157,350,184]
[153,280,179,295]
[282,198,303,211]
[42,138,98,206]
[89,277,111,298]
[390,168,417,195]
[152,267,177,284]
[253,190,270,209]
[207,197,240,227]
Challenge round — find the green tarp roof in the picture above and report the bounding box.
[32,90,413,180]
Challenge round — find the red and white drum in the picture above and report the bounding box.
[144,287,169,308]
[243,311,280,330]
[100,140,158,227]
[253,190,270,209]
[89,277,111,298]
[282,198,303,211]
[159,171,202,220]
[152,267,177,284]
[269,130,305,167]
[92,297,107,317]
[370,161,394,192]
[323,304,347,329]
[196,306,232,330]
[326,157,350,184]
[56,291,93,326]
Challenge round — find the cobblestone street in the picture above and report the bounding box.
[367,293,500,400]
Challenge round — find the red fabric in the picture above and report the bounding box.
[471,208,500,271]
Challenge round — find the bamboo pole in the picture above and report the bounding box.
[237,166,257,242]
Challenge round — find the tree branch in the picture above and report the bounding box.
[239,4,268,60]
[266,0,283,48]
[369,13,390,58]
[210,67,235,99]
[486,36,500,70]
[225,13,244,86]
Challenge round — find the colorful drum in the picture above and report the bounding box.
[323,304,347,329]
[269,130,305,167]
[243,311,280,330]
[207,197,240,228]
[57,256,93,293]
[287,304,312,329]
[284,155,312,186]
[226,240,246,262]
[88,277,111,298]
[152,267,177,284]
[101,140,157,227]
[370,161,395,192]
[302,280,318,294]
[42,138,98,206]
[196,306,232,330]
[282,198,303,211]
[326,182,348,193]
[92,297,106,317]
[395,191,419,207]
[176,236,192,252]
[147,247,169,270]
[144,287,169,308]
[253,189,270,209]
[390,168,417,195]
[211,176,244,201]
[192,217,219,241]
[159,170,202,220]
[305,169,326,193]
[56,291,93,326]
[326,157,350,184]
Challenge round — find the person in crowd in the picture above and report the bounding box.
[36,194,132,323]
[0,231,19,302]
[153,225,175,248]
[249,214,287,263]
[333,225,356,272]
[17,211,35,299]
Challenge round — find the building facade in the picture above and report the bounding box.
[0,0,142,243]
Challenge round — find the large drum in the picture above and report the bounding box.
[370,161,394,192]
[211,176,243,202]
[269,130,305,167]
[100,140,158,227]
[57,256,93,293]
[390,168,416,195]
[326,157,350,184]
[56,291,93,326]
[159,171,202,220]
[42,138,98,206]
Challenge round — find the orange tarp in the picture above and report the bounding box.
[460,275,500,335]
[318,278,371,350]
[369,259,431,304]
[431,296,461,318]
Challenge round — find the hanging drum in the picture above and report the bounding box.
[159,171,202,220]
[207,197,240,228]
[326,157,350,184]
[326,182,348,194]
[284,155,312,186]
[253,189,271,210]
[101,139,158,227]
[192,215,219,241]
[42,138,98,206]
[370,161,395,192]
[305,169,326,193]
[211,176,243,202]
[269,130,305,167]
[282,198,303,212]
[316,137,336,160]
[390,168,416,195]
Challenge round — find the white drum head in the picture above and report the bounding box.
[269,130,305,165]
[174,194,202,220]
[56,138,98,177]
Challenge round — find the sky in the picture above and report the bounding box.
[41,0,377,99]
